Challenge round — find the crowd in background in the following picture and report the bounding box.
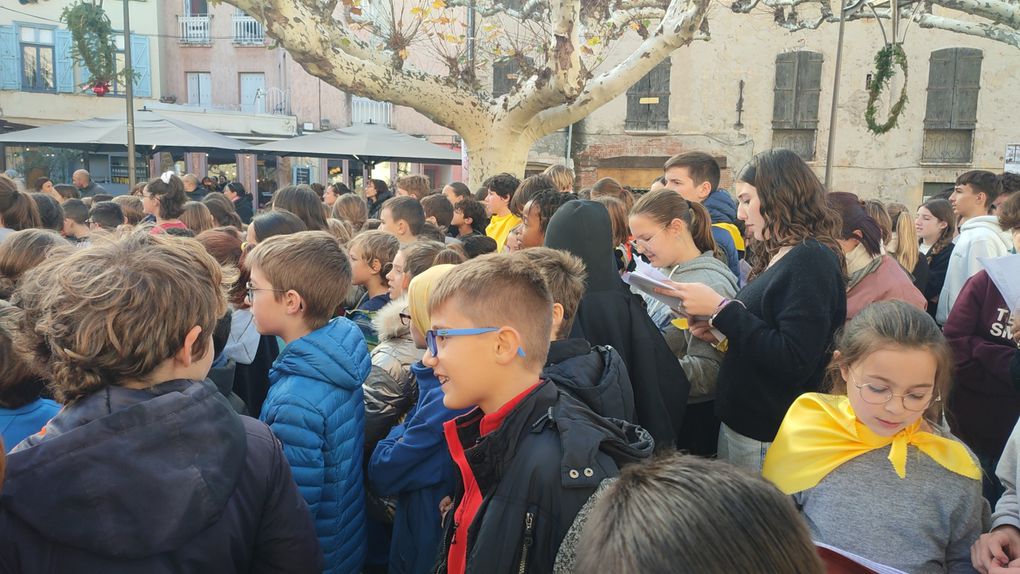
[0,151,1020,573]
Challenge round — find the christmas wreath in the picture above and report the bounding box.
[865,43,909,135]
[61,1,129,96]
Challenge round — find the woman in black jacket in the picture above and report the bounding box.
[366,178,394,220]
[224,181,254,224]
[915,198,956,322]
[659,149,847,472]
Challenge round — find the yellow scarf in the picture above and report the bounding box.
[762,393,981,495]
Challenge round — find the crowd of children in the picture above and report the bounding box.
[1,153,1020,574]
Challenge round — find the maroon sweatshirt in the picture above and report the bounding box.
[943,269,1020,459]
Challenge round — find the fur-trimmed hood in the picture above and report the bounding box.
[372,296,411,342]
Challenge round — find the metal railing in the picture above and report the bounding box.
[178,15,211,44]
[232,14,265,45]
[352,96,392,126]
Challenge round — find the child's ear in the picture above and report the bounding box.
[464,216,473,226]
[493,326,525,366]
[551,303,564,326]
[426,216,437,225]
[174,325,204,366]
[370,257,382,274]
[284,290,305,315]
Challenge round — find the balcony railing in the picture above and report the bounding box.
[233,14,265,45]
[178,15,211,44]
[352,97,392,126]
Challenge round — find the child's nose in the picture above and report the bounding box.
[422,351,438,368]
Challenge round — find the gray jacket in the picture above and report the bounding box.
[993,419,1020,531]
[647,252,738,402]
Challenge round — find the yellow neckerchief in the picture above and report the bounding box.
[762,393,981,495]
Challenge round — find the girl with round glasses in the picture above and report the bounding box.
[762,301,987,573]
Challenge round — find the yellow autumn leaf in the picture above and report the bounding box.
[410,6,425,16]
[399,48,409,60]
[432,0,446,9]
[586,36,601,47]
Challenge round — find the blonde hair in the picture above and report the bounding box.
[7,233,230,404]
[886,202,920,273]
[428,253,552,369]
[513,248,586,340]
[827,300,951,423]
[326,218,355,245]
[543,164,575,192]
[396,174,432,200]
[245,231,352,331]
[407,264,456,338]
[180,201,215,235]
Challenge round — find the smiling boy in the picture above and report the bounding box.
[426,254,653,574]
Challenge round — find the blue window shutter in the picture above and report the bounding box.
[0,26,18,91]
[130,34,151,97]
[55,29,74,93]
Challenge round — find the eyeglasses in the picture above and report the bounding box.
[853,377,940,412]
[630,226,668,250]
[425,328,526,358]
[245,281,285,301]
[399,312,412,326]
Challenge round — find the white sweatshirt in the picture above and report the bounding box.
[936,215,1011,324]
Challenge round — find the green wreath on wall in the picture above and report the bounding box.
[865,43,909,135]
[61,1,133,95]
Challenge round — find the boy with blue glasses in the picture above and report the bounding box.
[426,253,653,574]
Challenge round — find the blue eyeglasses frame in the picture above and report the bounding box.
[425,328,526,358]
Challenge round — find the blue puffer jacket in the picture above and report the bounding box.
[261,318,371,574]
[368,362,471,574]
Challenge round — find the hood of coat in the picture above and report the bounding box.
[272,317,370,391]
[542,340,636,423]
[665,252,738,290]
[704,189,737,224]
[961,215,1013,247]
[2,379,245,558]
[544,200,622,293]
[373,296,411,342]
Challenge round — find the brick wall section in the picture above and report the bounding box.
[574,134,735,192]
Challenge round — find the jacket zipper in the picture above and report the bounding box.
[517,511,535,574]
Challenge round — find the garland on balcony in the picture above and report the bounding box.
[865,43,909,135]
[61,1,131,94]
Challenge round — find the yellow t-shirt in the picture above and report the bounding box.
[486,212,522,252]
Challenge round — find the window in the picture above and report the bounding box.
[185,0,209,16]
[492,57,531,98]
[239,73,266,113]
[21,27,55,91]
[772,51,823,160]
[187,72,212,106]
[625,59,671,132]
[922,48,982,164]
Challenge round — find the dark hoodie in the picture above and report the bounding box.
[704,188,737,224]
[542,338,636,423]
[435,380,652,574]
[0,379,321,573]
[545,200,689,448]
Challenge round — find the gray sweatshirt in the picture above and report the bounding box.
[992,419,1020,531]
[646,252,739,402]
[794,426,989,574]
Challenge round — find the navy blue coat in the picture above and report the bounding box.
[368,362,470,574]
[261,318,371,574]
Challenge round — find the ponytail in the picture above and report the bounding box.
[888,203,919,273]
[631,189,721,262]
[0,176,42,231]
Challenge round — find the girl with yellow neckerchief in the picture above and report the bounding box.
[763,300,989,574]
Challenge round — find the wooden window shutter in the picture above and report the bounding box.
[772,52,797,129]
[794,51,823,129]
[924,49,957,129]
[626,58,671,131]
[952,48,982,129]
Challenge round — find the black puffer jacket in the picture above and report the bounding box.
[542,338,636,424]
[435,380,653,574]
[0,379,321,573]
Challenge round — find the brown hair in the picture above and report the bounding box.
[957,170,1002,211]
[421,194,455,228]
[510,174,557,217]
[145,174,187,220]
[663,151,722,192]
[332,193,369,231]
[863,199,892,244]
[827,192,883,257]
[590,177,635,214]
[513,248,587,340]
[401,240,446,279]
[433,245,467,265]
[998,191,1020,232]
[429,253,552,369]
[272,185,329,231]
[576,453,825,574]
[326,218,355,245]
[542,164,575,192]
[196,227,247,309]
[382,196,426,235]
[737,149,845,279]
[591,196,632,248]
[246,231,352,331]
[631,188,720,257]
[827,300,952,422]
[886,202,919,273]
[0,229,71,299]
[113,195,145,225]
[0,175,43,230]
[0,301,44,408]
[8,233,229,403]
[180,201,215,235]
[202,192,243,229]
[921,198,956,258]
[349,230,400,279]
[396,174,432,200]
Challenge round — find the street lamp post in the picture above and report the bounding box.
[123,0,137,190]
